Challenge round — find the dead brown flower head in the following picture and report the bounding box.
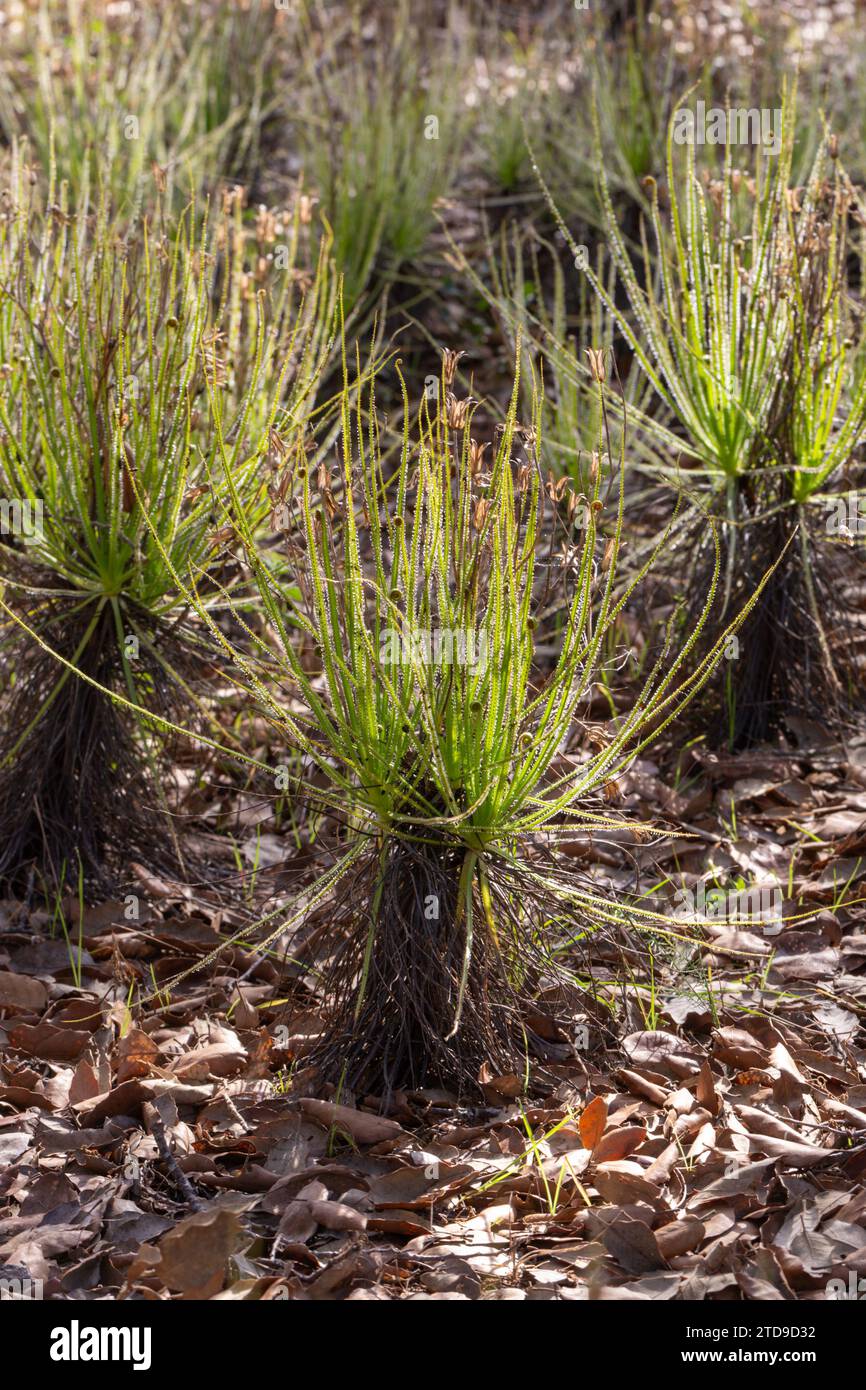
[468,439,488,476]
[585,347,606,383]
[442,349,465,387]
[446,393,475,430]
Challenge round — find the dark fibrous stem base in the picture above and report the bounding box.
[678,486,859,750]
[306,834,595,1100]
[0,599,194,897]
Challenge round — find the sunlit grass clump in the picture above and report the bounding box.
[536,90,866,746]
[289,0,469,318]
[0,0,279,211]
[162,338,770,1096]
[0,149,335,890]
